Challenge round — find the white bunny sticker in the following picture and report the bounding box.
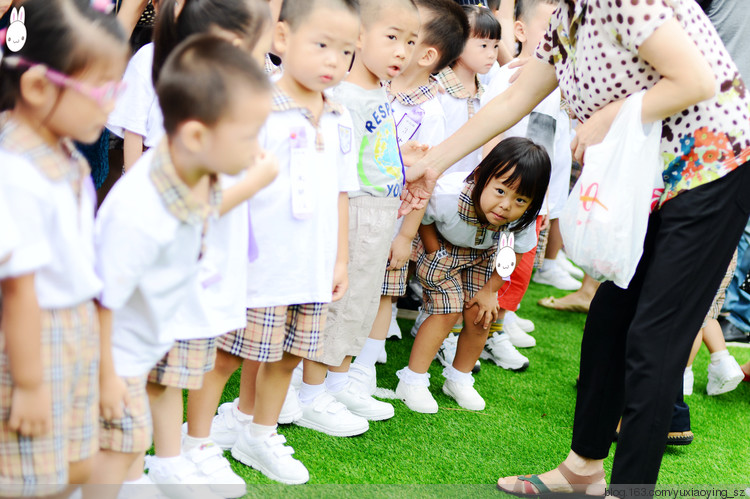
[6,7,27,53]
[495,232,515,279]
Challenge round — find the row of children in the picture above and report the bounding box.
[0,0,572,495]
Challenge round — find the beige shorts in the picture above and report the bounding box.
[319,196,399,366]
[99,375,152,454]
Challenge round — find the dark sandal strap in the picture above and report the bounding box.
[517,474,552,495]
[557,463,606,493]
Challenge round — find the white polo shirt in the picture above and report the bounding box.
[389,93,446,149]
[0,145,101,308]
[107,43,165,148]
[422,171,537,253]
[245,89,359,308]
[96,145,220,377]
[483,61,572,218]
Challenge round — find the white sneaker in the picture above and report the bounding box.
[410,307,428,337]
[683,367,694,396]
[387,302,402,339]
[532,265,582,290]
[331,382,394,421]
[278,384,303,424]
[395,379,438,414]
[119,474,166,499]
[290,363,303,390]
[231,431,309,485]
[504,320,536,348]
[349,362,376,396]
[706,356,744,396]
[147,456,223,499]
[295,391,369,436]
[442,378,485,411]
[182,442,246,498]
[481,333,529,371]
[506,310,535,333]
[377,343,387,364]
[556,251,585,280]
[194,399,251,450]
[436,333,481,373]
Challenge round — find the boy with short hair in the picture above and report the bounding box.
[291,0,421,429]
[223,0,362,485]
[88,35,272,497]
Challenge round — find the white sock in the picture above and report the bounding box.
[710,350,729,366]
[182,434,211,452]
[443,364,475,384]
[325,370,349,393]
[123,474,151,485]
[232,401,254,423]
[247,421,277,439]
[354,338,385,368]
[541,257,557,272]
[298,381,325,405]
[149,455,182,474]
[684,365,693,375]
[395,366,430,386]
[504,311,517,325]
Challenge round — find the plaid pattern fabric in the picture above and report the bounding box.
[270,85,343,152]
[0,302,98,496]
[436,66,485,118]
[533,227,549,270]
[416,240,496,315]
[222,304,328,362]
[264,53,283,78]
[147,338,217,390]
[99,375,152,453]
[384,76,441,107]
[457,180,504,246]
[705,250,738,324]
[381,264,408,297]
[0,113,91,196]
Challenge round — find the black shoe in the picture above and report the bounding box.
[718,317,750,342]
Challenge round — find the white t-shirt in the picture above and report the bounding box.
[96,149,207,377]
[422,171,537,253]
[389,96,446,149]
[437,86,483,177]
[245,106,359,308]
[107,43,165,148]
[483,61,572,218]
[0,150,101,308]
[0,180,19,275]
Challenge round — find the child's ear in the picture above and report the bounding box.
[19,66,55,109]
[355,27,365,51]
[514,20,527,45]
[177,120,209,155]
[273,20,291,58]
[418,46,438,68]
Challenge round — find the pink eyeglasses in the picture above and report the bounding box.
[3,56,126,107]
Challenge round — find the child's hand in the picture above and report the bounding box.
[9,383,52,437]
[387,234,412,270]
[246,150,279,191]
[539,214,550,232]
[465,288,500,330]
[400,141,430,167]
[100,374,131,421]
[331,261,348,302]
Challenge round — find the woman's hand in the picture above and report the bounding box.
[399,163,440,216]
[570,100,623,165]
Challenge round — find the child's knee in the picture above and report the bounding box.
[68,457,95,484]
[214,350,241,377]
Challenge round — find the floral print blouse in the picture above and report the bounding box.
[535,0,750,206]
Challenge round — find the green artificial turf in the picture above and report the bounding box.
[207,281,750,489]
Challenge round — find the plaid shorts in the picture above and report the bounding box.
[416,240,496,315]
[0,301,99,497]
[99,375,152,454]
[704,250,738,324]
[217,304,328,362]
[534,226,549,270]
[381,264,408,297]
[147,338,217,390]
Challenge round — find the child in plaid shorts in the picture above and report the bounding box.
[0,1,129,495]
[396,137,550,414]
[91,36,271,497]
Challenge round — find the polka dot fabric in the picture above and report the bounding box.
[535,0,750,206]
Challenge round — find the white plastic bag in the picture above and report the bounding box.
[559,91,664,289]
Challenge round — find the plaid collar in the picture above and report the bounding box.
[385,75,441,107]
[457,179,503,245]
[148,139,221,226]
[437,66,485,101]
[264,53,283,77]
[271,85,343,152]
[0,112,90,195]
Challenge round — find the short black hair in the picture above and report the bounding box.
[514,0,558,22]
[279,0,360,30]
[157,34,271,135]
[414,0,470,74]
[469,136,550,232]
[359,0,417,28]
[463,4,501,40]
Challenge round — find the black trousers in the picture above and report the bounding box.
[570,162,750,486]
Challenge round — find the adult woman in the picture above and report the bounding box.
[403,0,750,492]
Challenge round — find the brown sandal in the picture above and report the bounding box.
[497,463,606,497]
[537,296,590,313]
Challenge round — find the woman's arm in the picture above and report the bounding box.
[116,0,149,36]
[123,130,145,172]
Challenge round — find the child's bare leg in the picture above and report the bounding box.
[687,329,703,367]
[367,296,393,342]
[68,457,94,484]
[237,359,260,416]
[84,450,140,498]
[302,359,327,385]
[147,383,182,458]
[186,350,242,438]
[328,356,352,374]
[254,352,301,426]
[702,318,729,353]
[408,313,461,373]
[545,219,563,260]
[454,306,494,373]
